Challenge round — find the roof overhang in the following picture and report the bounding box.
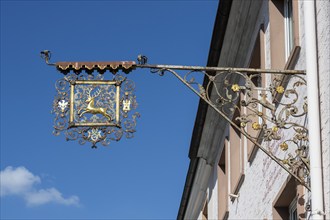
[177,0,233,219]
[177,0,264,219]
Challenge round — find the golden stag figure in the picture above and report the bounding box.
[78,88,112,121]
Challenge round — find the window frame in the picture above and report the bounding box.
[269,0,300,69]
[284,0,294,60]
[272,177,306,220]
[289,197,298,220]
[217,141,229,219]
[229,107,245,198]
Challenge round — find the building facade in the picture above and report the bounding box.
[178,0,329,219]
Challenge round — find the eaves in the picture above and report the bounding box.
[177,0,233,219]
[177,0,263,219]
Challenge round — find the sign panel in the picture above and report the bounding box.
[52,74,139,148]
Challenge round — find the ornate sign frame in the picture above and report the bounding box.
[69,80,121,128]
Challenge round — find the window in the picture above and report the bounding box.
[273,177,306,220]
[269,0,299,68]
[284,0,294,59]
[289,197,298,220]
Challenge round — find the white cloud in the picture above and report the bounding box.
[25,188,80,207]
[0,166,40,196]
[0,166,80,207]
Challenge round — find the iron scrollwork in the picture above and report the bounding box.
[148,66,309,189]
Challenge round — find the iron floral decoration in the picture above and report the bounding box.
[142,64,309,189]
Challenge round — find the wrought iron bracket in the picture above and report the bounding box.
[42,52,310,190]
[137,63,309,190]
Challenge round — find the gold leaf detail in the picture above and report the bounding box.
[276,86,285,94]
[280,142,289,151]
[231,84,240,92]
[252,122,261,130]
[272,126,278,132]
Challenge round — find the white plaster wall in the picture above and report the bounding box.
[207,165,218,220]
[204,0,329,219]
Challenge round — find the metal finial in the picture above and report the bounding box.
[40,50,55,65]
[137,54,148,65]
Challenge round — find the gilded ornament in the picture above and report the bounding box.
[78,88,112,121]
[252,122,261,130]
[272,126,278,132]
[276,86,285,94]
[240,122,246,128]
[231,84,240,92]
[280,142,289,151]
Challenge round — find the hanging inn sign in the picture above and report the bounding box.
[42,52,139,149]
[41,50,310,190]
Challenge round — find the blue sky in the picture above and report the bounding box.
[0,1,218,219]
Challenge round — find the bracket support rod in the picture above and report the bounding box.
[136,64,306,75]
